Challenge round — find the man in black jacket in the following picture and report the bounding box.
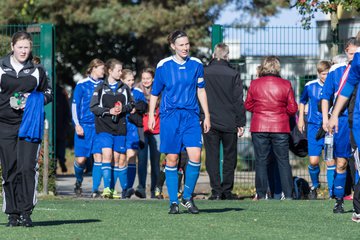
[203,43,246,200]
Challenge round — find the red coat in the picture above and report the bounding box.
[244,75,298,133]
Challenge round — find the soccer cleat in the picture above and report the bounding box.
[135,188,146,199]
[333,198,345,214]
[352,213,360,223]
[125,188,135,199]
[181,198,199,214]
[168,203,180,214]
[74,181,82,197]
[309,185,319,200]
[91,191,101,199]
[154,187,164,199]
[102,187,112,199]
[111,189,121,199]
[20,213,33,227]
[6,214,20,227]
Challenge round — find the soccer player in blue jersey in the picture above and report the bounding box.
[72,59,105,197]
[90,59,135,199]
[120,69,148,198]
[320,38,358,213]
[328,33,360,222]
[148,30,211,214]
[298,60,331,199]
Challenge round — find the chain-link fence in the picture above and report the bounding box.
[211,23,360,188]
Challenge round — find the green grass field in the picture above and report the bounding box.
[0,197,358,240]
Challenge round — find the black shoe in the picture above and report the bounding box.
[59,161,67,173]
[333,198,345,214]
[125,188,135,199]
[181,198,199,214]
[6,214,20,227]
[20,213,33,227]
[168,203,180,214]
[208,194,221,200]
[91,190,101,199]
[74,181,82,197]
[309,185,319,200]
[135,188,146,199]
[222,192,238,200]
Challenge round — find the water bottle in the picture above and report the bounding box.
[324,133,334,161]
[9,92,26,110]
[112,101,122,123]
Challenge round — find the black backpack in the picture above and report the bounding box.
[292,176,310,200]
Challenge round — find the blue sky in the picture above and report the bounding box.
[216,5,329,26]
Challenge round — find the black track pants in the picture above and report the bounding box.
[0,122,40,215]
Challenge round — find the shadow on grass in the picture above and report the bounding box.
[199,208,244,213]
[34,219,101,226]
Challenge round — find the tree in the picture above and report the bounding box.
[0,0,294,85]
[293,0,360,56]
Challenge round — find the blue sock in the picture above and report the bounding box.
[165,166,179,204]
[119,166,128,191]
[308,165,320,188]
[182,160,201,200]
[356,171,359,185]
[110,165,115,190]
[92,162,102,192]
[102,162,112,189]
[74,161,85,184]
[127,163,136,188]
[326,165,336,197]
[333,171,347,199]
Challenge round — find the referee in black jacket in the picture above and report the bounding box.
[203,43,246,200]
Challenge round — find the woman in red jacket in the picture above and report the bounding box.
[245,56,298,200]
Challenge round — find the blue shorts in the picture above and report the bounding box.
[333,116,351,158]
[307,123,324,157]
[92,134,102,154]
[74,124,97,157]
[160,109,202,154]
[97,132,126,154]
[126,121,139,150]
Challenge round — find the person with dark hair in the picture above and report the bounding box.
[90,61,135,199]
[320,38,358,213]
[0,31,53,227]
[328,31,360,222]
[298,60,331,200]
[245,56,297,200]
[203,43,246,200]
[136,68,161,199]
[72,58,104,197]
[148,30,211,214]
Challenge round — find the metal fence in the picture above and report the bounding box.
[211,24,360,188]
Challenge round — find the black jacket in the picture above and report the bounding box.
[0,54,53,125]
[203,59,246,132]
[90,80,134,135]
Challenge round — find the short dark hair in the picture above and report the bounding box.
[167,30,187,45]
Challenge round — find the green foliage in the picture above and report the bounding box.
[0,0,294,85]
[294,0,360,29]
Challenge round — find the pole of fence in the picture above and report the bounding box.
[43,119,49,195]
[211,24,224,182]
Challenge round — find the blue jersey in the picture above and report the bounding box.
[320,63,349,116]
[109,81,118,92]
[72,76,103,125]
[151,56,205,114]
[300,79,323,124]
[342,49,360,98]
[132,87,147,103]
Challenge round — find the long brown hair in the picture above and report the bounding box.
[86,58,104,75]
